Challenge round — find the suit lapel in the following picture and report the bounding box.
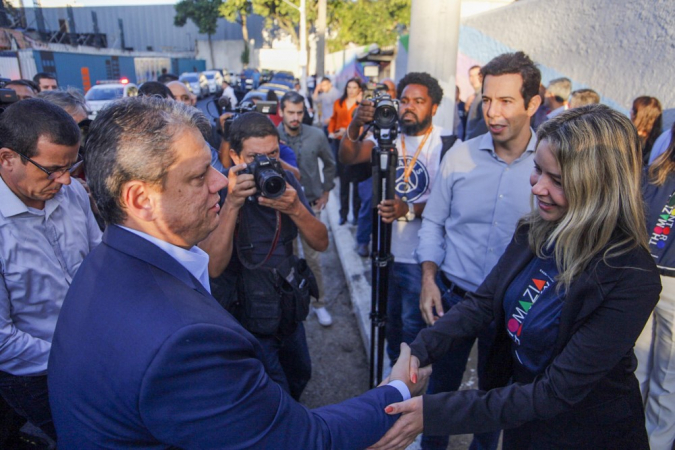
[102,225,208,297]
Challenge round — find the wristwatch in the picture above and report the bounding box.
[404,202,416,221]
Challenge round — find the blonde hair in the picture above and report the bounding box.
[528,104,648,290]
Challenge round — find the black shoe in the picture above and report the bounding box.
[339,217,347,225]
[356,243,369,257]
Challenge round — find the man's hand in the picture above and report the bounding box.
[218,112,235,131]
[420,275,444,325]
[224,163,256,209]
[389,344,431,398]
[377,198,409,224]
[351,99,375,130]
[313,191,330,211]
[367,396,424,450]
[257,183,303,217]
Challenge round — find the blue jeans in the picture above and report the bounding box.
[356,179,373,245]
[420,279,499,450]
[386,263,428,363]
[254,323,312,401]
[0,371,56,440]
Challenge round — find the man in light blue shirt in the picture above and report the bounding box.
[0,99,101,440]
[415,52,542,450]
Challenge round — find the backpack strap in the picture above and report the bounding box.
[440,135,459,163]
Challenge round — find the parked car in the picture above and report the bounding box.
[179,72,207,99]
[255,83,291,100]
[85,78,138,119]
[202,70,224,96]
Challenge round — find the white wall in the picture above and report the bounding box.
[461,0,675,113]
[195,40,245,72]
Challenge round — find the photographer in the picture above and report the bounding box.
[199,112,327,400]
[339,72,457,369]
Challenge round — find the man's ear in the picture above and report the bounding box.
[526,93,542,118]
[0,147,18,169]
[229,149,241,166]
[431,103,439,117]
[121,180,156,222]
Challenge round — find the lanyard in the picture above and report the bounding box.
[400,127,433,185]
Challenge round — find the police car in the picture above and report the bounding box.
[85,78,138,119]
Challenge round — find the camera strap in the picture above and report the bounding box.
[235,209,283,270]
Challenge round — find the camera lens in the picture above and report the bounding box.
[374,103,398,129]
[258,170,286,198]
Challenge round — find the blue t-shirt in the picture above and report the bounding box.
[279,143,298,168]
[503,255,564,381]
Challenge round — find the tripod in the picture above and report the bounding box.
[369,129,398,388]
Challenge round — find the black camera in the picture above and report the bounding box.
[220,100,278,139]
[368,90,399,147]
[0,78,18,110]
[240,154,286,200]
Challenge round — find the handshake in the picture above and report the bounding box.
[371,343,432,450]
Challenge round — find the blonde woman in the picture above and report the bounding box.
[371,104,661,450]
[635,129,675,450]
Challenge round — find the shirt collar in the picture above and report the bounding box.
[119,226,211,294]
[0,173,64,219]
[479,128,537,159]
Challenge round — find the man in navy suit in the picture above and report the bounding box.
[48,96,429,449]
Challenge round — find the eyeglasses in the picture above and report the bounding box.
[11,149,83,180]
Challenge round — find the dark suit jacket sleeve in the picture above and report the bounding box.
[138,323,402,449]
[413,248,661,436]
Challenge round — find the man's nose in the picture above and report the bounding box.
[54,171,72,185]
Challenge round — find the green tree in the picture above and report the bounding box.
[328,0,411,52]
[174,0,223,69]
[220,0,251,45]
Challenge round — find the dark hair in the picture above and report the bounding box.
[265,90,279,102]
[228,112,279,156]
[480,51,541,108]
[339,78,363,106]
[397,72,443,106]
[6,79,37,94]
[468,65,481,72]
[85,96,211,225]
[33,72,57,85]
[0,98,79,158]
[139,81,175,100]
[321,76,331,83]
[280,91,305,110]
[158,73,179,84]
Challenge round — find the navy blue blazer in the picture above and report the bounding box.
[49,225,402,449]
[411,224,661,448]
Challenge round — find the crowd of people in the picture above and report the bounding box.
[0,48,673,450]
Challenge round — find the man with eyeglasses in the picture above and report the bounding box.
[0,98,101,441]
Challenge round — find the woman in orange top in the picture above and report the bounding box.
[329,78,363,225]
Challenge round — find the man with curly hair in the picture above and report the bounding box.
[339,71,457,370]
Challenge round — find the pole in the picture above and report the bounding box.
[408,0,461,130]
[316,0,326,78]
[299,0,308,94]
